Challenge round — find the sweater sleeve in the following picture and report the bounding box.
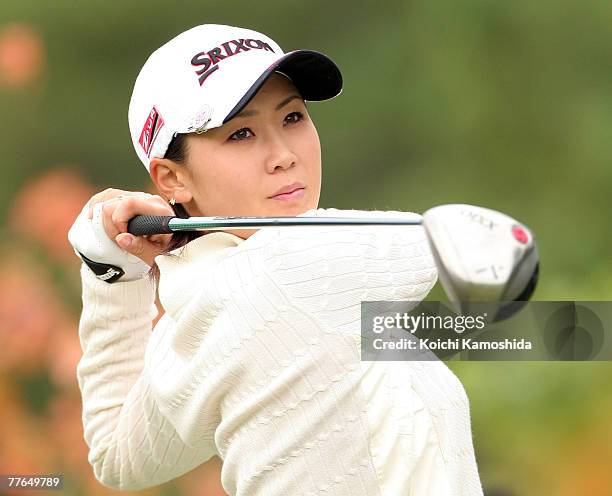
[76,265,214,491]
[252,208,438,331]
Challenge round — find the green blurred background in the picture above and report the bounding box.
[1,1,611,495]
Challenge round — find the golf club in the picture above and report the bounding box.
[127,204,539,321]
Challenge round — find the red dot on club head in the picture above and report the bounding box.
[512,225,529,244]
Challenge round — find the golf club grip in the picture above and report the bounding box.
[127,215,175,236]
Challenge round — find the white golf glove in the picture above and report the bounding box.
[68,201,150,283]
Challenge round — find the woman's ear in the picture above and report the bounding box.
[149,158,193,204]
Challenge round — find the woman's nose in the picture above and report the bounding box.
[264,133,297,173]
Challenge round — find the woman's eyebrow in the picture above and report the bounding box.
[235,94,302,118]
[275,94,302,110]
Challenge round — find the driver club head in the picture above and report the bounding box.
[422,204,539,321]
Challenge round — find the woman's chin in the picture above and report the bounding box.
[266,195,317,216]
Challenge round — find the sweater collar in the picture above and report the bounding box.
[155,232,244,319]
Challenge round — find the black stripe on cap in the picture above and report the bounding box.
[223,50,342,124]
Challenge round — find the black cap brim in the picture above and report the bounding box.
[223,50,342,123]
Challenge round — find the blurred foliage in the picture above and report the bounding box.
[0,1,611,495]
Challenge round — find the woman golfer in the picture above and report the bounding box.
[69,24,483,495]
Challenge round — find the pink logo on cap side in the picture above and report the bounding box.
[138,106,164,157]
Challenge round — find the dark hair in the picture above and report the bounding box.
[164,132,189,163]
[149,133,204,279]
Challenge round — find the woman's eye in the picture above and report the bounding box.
[284,111,303,125]
[229,128,253,141]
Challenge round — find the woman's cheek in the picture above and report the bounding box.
[304,127,322,169]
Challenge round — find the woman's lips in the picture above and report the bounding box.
[270,182,306,201]
[270,187,305,201]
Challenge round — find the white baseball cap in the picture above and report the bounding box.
[128,24,343,170]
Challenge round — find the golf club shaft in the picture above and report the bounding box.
[127,214,423,236]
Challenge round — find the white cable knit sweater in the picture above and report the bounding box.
[76,208,484,495]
